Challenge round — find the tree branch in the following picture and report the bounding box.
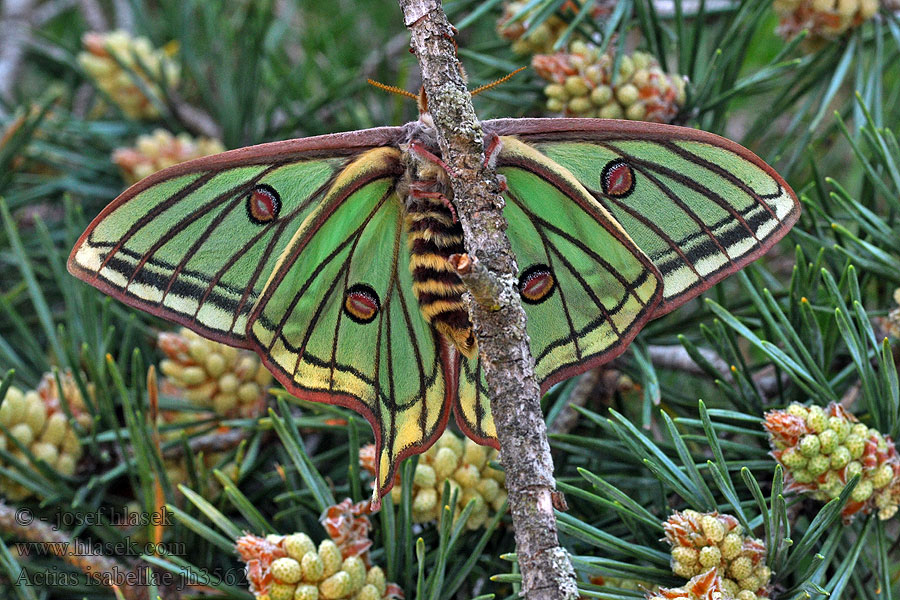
[395,2,578,598]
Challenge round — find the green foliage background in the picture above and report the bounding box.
[0,0,899,599]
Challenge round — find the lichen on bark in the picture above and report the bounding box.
[395,1,579,598]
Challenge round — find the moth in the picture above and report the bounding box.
[68,114,799,497]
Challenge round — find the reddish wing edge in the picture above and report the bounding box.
[66,126,406,350]
[484,118,802,319]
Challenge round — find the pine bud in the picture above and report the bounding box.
[355,584,380,600]
[817,429,838,454]
[270,582,297,600]
[293,584,319,600]
[318,540,342,578]
[366,566,387,595]
[302,551,325,582]
[284,533,316,562]
[318,571,351,599]
[698,545,722,568]
[798,434,821,457]
[271,557,303,584]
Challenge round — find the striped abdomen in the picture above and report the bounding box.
[405,196,477,358]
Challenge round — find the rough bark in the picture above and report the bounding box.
[395,2,578,598]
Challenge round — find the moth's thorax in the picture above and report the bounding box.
[400,129,476,359]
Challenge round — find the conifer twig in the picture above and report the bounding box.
[395,1,578,598]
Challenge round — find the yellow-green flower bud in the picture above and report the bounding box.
[786,403,808,419]
[272,557,303,584]
[454,464,481,489]
[672,560,698,578]
[205,353,227,377]
[565,75,588,98]
[213,392,238,415]
[294,584,318,600]
[584,65,604,85]
[342,556,366,593]
[615,83,639,106]
[56,454,76,476]
[590,85,612,106]
[739,575,759,591]
[270,582,297,600]
[807,455,830,476]
[366,566,387,596]
[62,430,81,456]
[792,468,814,483]
[829,416,850,441]
[285,533,316,562]
[31,442,59,466]
[845,435,865,459]
[671,546,698,565]
[9,423,33,447]
[738,589,758,600]
[817,429,838,454]
[413,487,438,514]
[625,102,647,121]
[546,98,565,113]
[544,83,568,101]
[698,545,721,568]
[433,447,459,480]
[568,97,593,114]
[0,388,25,427]
[354,584,380,600]
[180,366,207,386]
[413,464,436,488]
[806,405,827,433]
[318,540,341,578]
[798,434,821,457]
[319,571,351,599]
[830,446,851,469]
[477,477,500,502]
[780,447,807,469]
[617,56,634,80]
[845,461,863,479]
[491,489,508,511]
[302,551,324,582]
[851,479,874,502]
[463,440,488,469]
[851,423,868,438]
[632,51,652,71]
[729,556,752,580]
[871,464,894,489]
[599,102,624,119]
[700,515,725,542]
[24,396,47,434]
[722,578,740,597]
[721,533,742,559]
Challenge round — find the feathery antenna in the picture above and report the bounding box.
[470,67,526,96]
[366,79,419,101]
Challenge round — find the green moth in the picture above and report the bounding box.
[68,117,799,497]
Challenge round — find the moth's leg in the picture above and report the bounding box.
[408,141,458,177]
[483,133,507,193]
[483,132,503,169]
[408,187,459,223]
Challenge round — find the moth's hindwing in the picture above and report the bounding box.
[454,136,665,444]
